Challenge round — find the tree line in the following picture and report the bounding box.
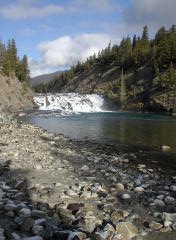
[0,38,30,85]
[36,25,176,93]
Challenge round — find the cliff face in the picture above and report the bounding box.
[0,73,34,112]
[60,64,176,113]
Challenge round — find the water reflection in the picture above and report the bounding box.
[23,112,176,151]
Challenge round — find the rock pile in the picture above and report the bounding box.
[0,116,176,239]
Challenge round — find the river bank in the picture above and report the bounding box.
[0,113,176,239]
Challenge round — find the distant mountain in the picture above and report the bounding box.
[30,70,62,86]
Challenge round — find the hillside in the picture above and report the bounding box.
[0,38,34,112]
[54,63,176,113]
[0,73,34,112]
[30,70,62,86]
[35,25,176,114]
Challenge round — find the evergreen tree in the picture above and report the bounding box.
[142,25,149,42]
[120,68,126,108]
[0,40,6,68]
[167,61,175,86]
[132,34,137,49]
[17,54,30,83]
[10,38,19,72]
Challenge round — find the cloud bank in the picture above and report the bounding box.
[123,0,176,33]
[0,0,116,20]
[29,33,113,77]
[0,0,63,20]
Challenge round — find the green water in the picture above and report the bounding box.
[24,111,176,151]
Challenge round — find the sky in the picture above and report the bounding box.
[0,0,175,77]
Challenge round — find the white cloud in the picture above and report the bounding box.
[0,0,63,20]
[0,0,118,20]
[29,33,113,77]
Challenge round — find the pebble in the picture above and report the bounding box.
[154,199,165,207]
[116,183,125,191]
[19,208,31,218]
[149,221,163,230]
[122,193,131,200]
[164,196,175,204]
[134,187,144,193]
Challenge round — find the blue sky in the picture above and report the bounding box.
[0,0,175,76]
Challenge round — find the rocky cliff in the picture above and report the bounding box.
[0,73,34,112]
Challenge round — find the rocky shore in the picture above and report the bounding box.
[0,113,176,239]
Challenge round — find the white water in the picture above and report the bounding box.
[34,93,105,115]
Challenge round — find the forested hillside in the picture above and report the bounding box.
[0,38,33,111]
[35,25,176,113]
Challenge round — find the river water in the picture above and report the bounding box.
[21,93,176,152]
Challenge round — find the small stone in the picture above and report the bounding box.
[122,194,131,200]
[57,208,73,225]
[94,232,107,240]
[6,211,15,217]
[149,221,163,230]
[134,187,144,193]
[54,231,69,240]
[116,222,138,239]
[154,199,165,207]
[0,189,6,200]
[32,225,44,236]
[22,237,43,240]
[67,203,84,212]
[0,202,4,209]
[170,185,176,192]
[160,227,172,233]
[116,183,125,191]
[0,227,5,240]
[160,145,170,151]
[164,220,172,227]
[112,233,122,240]
[138,164,146,169]
[5,203,17,211]
[32,210,46,218]
[15,181,26,191]
[14,192,25,200]
[81,165,89,171]
[19,208,31,218]
[163,212,176,222]
[11,232,21,240]
[67,232,87,240]
[157,195,164,200]
[111,210,123,223]
[164,196,175,204]
[34,218,46,225]
[33,164,42,170]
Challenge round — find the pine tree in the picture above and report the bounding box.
[142,25,149,42]
[132,34,137,49]
[17,54,30,84]
[167,62,175,86]
[120,68,126,108]
[0,40,6,68]
[10,38,19,72]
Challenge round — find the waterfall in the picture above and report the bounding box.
[33,93,105,114]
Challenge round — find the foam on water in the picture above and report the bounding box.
[34,93,105,115]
